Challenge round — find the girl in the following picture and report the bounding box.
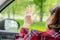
[17,4,60,40]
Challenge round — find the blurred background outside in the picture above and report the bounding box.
[0,0,60,32]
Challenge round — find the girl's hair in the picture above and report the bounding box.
[46,4,60,29]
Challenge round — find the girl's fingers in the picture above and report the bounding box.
[25,5,32,16]
[31,14,36,22]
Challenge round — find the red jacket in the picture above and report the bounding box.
[16,28,60,40]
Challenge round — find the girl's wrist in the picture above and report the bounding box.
[22,23,30,28]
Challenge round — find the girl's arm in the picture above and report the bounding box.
[20,5,35,37]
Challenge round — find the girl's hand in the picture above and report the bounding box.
[23,5,35,28]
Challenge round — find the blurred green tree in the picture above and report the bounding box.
[33,0,46,22]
